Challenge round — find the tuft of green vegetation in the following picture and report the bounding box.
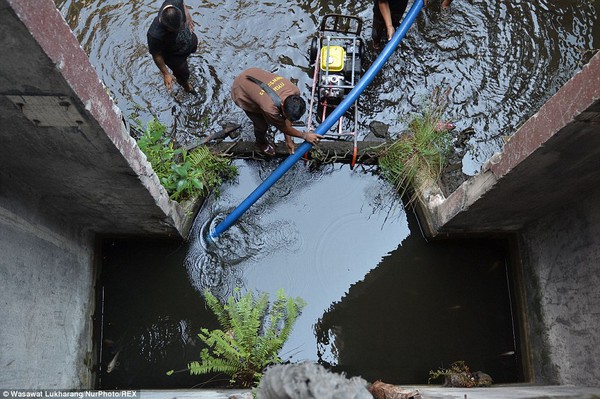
[134,117,237,201]
[378,87,454,202]
[170,288,306,388]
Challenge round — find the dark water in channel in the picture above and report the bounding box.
[55,0,599,389]
[99,161,518,388]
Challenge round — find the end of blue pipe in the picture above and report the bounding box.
[205,232,216,243]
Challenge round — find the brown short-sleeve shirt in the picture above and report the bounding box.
[231,68,300,132]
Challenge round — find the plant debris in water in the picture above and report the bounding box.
[378,87,454,202]
[428,360,493,387]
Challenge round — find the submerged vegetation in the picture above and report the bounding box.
[134,117,237,201]
[428,360,472,384]
[168,288,306,388]
[429,360,493,387]
[378,87,454,202]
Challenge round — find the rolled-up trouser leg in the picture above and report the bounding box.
[243,110,270,144]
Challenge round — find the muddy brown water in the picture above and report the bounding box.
[55,0,600,389]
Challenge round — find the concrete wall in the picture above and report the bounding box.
[519,187,600,386]
[0,174,96,388]
[419,52,600,237]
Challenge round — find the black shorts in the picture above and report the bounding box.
[371,1,408,45]
[164,32,198,83]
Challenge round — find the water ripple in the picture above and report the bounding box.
[57,0,599,174]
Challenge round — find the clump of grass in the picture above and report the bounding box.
[378,87,454,202]
[134,117,238,201]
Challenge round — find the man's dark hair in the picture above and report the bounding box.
[283,95,306,122]
[160,6,183,31]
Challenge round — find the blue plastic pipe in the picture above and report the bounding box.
[209,0,424,240]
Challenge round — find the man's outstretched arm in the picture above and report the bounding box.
[151,53,175,92]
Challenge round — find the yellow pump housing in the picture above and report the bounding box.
[320,45,346,72]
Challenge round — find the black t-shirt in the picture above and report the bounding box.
[147,0,195,57]
[373,0,409,15]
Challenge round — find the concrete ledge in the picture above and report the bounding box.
[414,51,600,238]
[1,0,191,237]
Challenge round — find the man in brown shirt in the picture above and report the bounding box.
[231,68,323,156]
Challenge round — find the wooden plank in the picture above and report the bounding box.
[206,140,389,164]
[183,123,241,151]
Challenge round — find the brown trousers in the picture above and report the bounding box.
[243,110,270,144]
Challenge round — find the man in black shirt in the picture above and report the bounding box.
[147,0,198,93]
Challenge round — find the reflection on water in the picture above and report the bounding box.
[55,0,599,174]
[100,239,209,388]
[185,161,408,363]
[100,163,408,388]
[315,213,519,384]
[100,162,519,388]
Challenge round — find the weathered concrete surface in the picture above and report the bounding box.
[417,51,600,237]
[519,186,600,386]
[0,0,191,238]
[413,52,600,388]
[0,0,195,390]
[0,182,96,388]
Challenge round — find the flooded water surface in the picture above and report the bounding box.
[56,0,600,173]
[55,0,600,389]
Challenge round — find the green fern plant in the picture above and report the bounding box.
[162,146,238,201]
[175,288,306,388]
[378,86,454,203]
[135,117,179,179]
[134,117,238,201]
